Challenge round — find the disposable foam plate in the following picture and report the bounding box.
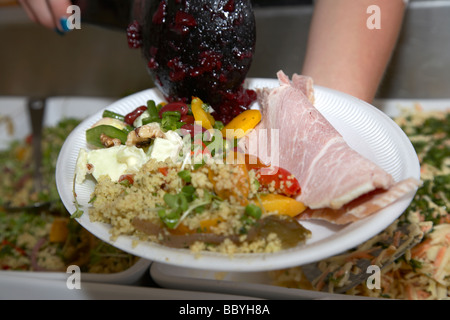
[56,79,420,272]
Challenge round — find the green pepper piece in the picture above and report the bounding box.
[164,193,188,212]
[86,125,128,148]
[177,170,192,183]
[102,110,125,122]
[141,100,162,125]
[123,124,135,134]
[161,114,182,131]
[142,116,161,125]
[213,120,224,131]
[181,185,196,202]
[158,208,181,229]
[245,204,262,219]
[147,100,159,118]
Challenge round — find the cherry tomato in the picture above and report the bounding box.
[253,166,301,197]
[124,106,147,125]
[244,155,301,197]
[118,174,135,186]
[158,167,169,176]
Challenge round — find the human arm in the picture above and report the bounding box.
[17,0,72,31]
[301,0,407,102]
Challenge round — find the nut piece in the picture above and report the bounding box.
[100,133,122,148]
[86,163,94,174]
[126,123,165,147]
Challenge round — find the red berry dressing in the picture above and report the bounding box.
[126,20,143,49]
[142,0,256,124]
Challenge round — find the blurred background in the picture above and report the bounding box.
[0,0,449,100]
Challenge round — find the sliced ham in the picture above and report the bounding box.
[291,73,315,105]
[298,178,421,224]
[242,71,419,224]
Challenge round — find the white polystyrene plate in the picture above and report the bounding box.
[56,78,420,272]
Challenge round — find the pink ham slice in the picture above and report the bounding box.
[243,71,419,224]
[299,178,421,224]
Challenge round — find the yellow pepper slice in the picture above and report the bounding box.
[191,97,215,130]
[169,222,193,235]
[221,109,261,139]
[49,218,69,243]
[253,194,307,218]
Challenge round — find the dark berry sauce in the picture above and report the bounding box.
[126,20,143,49]
[142,0,256,124]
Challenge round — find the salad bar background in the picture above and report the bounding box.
[0,1,449,300]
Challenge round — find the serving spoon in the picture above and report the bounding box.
[3,98,51,212]
[301,222,424,294]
